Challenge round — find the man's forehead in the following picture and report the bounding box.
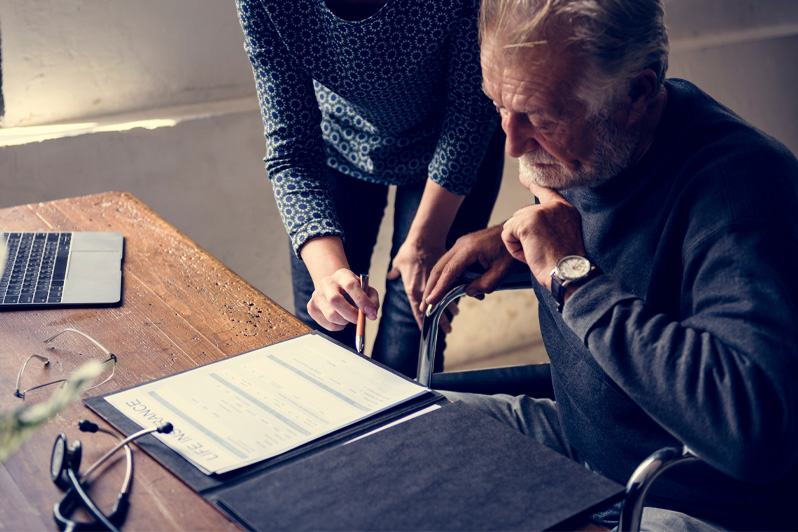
[481,50,560,104]
[480,35,584,116]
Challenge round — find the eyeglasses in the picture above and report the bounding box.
[14,328,117,400]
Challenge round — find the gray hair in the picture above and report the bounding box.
[479,0,669,118]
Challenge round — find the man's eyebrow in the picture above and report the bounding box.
[480,81,548,117]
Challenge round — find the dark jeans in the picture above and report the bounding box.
[290,125,505,378]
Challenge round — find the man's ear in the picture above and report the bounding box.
[624,69,659,126]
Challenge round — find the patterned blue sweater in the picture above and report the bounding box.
[236,0,499,254]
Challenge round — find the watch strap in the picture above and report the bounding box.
[550,271,568,313]
[550,264,602,313]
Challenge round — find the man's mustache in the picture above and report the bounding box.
[520,152,560,166]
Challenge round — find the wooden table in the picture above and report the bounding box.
[0,191,310,531]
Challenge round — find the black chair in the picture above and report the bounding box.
[416,273,700,532]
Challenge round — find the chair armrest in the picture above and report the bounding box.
[618,445,700,532]
[416,271,534,387]
[430,364,554,398]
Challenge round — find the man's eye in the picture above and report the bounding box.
[530,117,555,132]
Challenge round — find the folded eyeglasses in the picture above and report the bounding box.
[14,328,117,401]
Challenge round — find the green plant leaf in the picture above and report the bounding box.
[0,361,104,462]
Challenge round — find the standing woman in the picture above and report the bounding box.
[236,0,504,378]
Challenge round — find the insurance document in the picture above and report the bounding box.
[103,333,428,474]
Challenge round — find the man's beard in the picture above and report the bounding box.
[519,115,638,190]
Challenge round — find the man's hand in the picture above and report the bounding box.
[386,238,447,330]
[501,184,586,289]
[307,268,379,331]
[421,225,518,313]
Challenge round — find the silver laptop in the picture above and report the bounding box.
[1,231,123,307]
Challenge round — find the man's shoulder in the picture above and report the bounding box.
[662,78,797,175]
[646,80,798,239]
[665,79,760,140]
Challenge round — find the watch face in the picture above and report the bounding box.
[557,256,591,281]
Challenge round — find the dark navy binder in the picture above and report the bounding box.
[210,402,624,531]
[85,332,623,531]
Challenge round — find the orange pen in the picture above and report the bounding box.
[355,274,368,353]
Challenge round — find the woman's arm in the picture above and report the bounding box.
[387,0,501,329]
[239,0,377,332]
[387,181,464,328]
[236,0,343,255]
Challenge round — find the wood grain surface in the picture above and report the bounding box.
[0,191,309,531]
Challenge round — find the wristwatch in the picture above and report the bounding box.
[550,255,602,312]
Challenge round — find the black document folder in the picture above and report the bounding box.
[211,402,624,531]
[85,333,624,531]
[87,401,623,531]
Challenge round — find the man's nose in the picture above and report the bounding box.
[502,112,537,158]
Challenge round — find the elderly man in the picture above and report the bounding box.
[421,0,798,530]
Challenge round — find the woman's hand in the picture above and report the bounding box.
[389,180,467,331]
[300,236,379,332]
[386,238,449,331]
[307,268,379,331]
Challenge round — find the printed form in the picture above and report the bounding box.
[104,334,428,474]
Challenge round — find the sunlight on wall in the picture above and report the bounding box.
[0,119,178,147]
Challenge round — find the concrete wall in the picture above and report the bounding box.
[2,0,797,367]
[0,0,255,127]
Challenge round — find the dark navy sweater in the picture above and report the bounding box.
[538,79,798,530]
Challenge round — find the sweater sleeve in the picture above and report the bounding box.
[564,221,798,484]
[426,0,500,196]
[236,0,342,256]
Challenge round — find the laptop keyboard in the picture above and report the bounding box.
[1,232,71,305]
